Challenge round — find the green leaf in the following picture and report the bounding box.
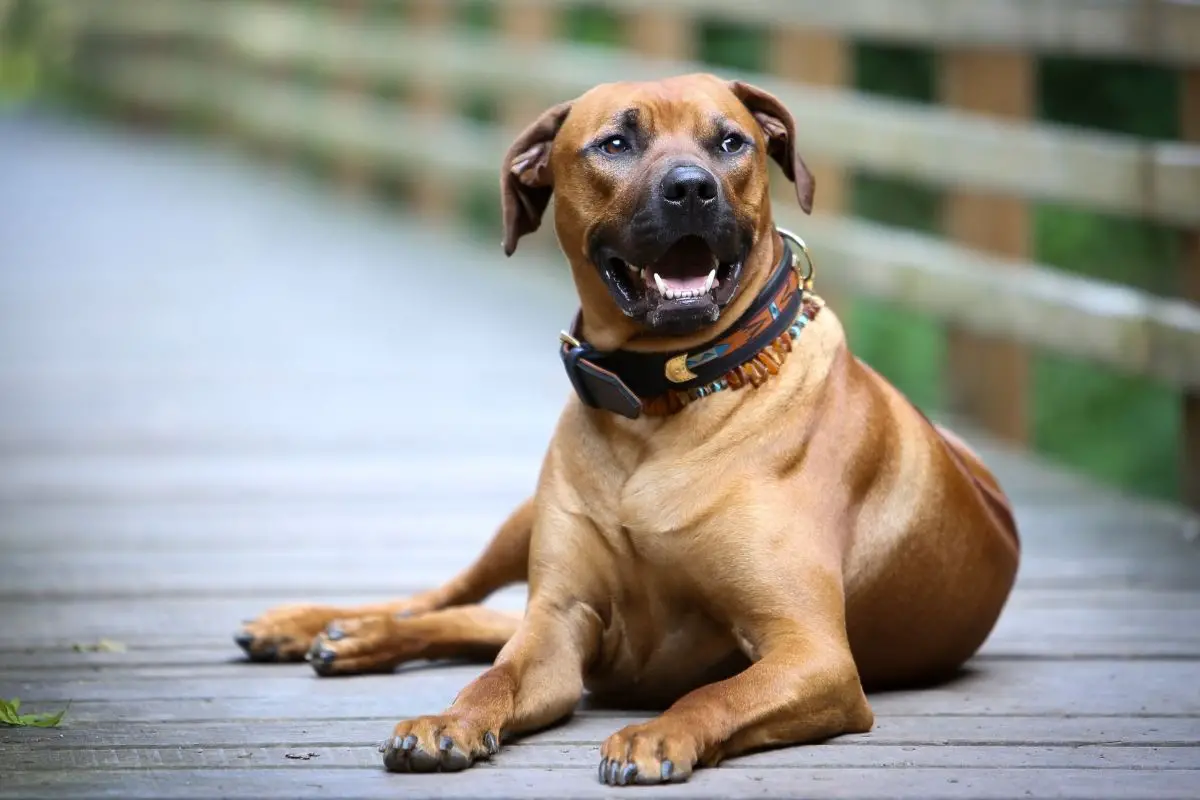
[0,697,67,727]
[22,706,67,727]
[0,698,20,724]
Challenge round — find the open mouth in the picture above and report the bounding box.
[598,236,744,327]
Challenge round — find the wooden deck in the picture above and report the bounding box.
[1,110,1198,799]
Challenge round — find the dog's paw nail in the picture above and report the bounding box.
[606,759,621,785]
[437,735,454,753]
[620,763,637,785]
[401,734,417,752]
[395,609,415,619]
[661,759,674,781]
[378,739,388,753]
[325,624,345,641]
[312,647,336,666]
[483,731,499,754]
[598,759,609,784]
[233,631,255,649]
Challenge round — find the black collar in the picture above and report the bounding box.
[559,239,803,419]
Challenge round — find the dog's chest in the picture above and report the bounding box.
[586,583,738,700]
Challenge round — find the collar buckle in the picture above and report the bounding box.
[777,227,816,292]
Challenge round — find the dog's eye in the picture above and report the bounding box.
[719,134,746,154]
[599,136,631,155]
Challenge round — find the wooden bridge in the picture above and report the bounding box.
[2,1,1200,797]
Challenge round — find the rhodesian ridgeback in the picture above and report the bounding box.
[236,73,1020,786]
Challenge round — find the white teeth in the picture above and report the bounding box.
[627,262,640,274]
[703,268,716,293]
[654,273,667,296]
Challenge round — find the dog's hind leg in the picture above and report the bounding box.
[235,497,535,662]
[305,605,522,676]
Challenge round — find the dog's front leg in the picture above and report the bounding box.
[381,597,601,773]
[599,562,873,785]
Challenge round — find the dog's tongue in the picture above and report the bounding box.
[650,237,718,293]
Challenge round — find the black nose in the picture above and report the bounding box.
[661,165,718,204]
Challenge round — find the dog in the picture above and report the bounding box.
[236,73,1020,786]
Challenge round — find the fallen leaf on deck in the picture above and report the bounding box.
[0,698,68,728]
[71,639,127,653]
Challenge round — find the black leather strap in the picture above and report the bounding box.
[559,240,800,419]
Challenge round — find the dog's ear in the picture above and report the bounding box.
[728,81,814,215]
[501,101,573,256]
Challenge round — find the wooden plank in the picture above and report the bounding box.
[3,590,1199,658]
[75,2,1200,226]
[0,453,539,504]
[6,742,1197,772]
[6,661,1199,715]
[7,714,1198,748]
[79,57,1200,390]
[3,548,1195,602]
[3,765,1199,800]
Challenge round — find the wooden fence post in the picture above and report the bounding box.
[939,50,1033,443]
[1182,67,1200,512]
[407,0,456,219]
[770,28,848,217]
[624,8,693,61]
[769,26,849,310]
[331,0,368,195]
[497,1,559,130]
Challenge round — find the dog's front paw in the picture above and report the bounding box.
[381,714,500,773]
[307,615,420,677]
[234,604,343,662]
[599,720,700,786]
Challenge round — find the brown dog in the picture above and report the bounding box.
[236,73,1020,785]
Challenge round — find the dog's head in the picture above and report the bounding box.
[501,73,813,342]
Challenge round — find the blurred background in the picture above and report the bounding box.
[2,0,1197,510]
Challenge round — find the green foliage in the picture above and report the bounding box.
[0,0,44,102]
[0,697,67,728]
[851,173,941,234]
[845,298,945,412]
[457,0,494,32]
[561,5,622,47]
[1031,57,1182,500]
[1039,58,1178,139]
[697,20,765,72]
[855,42,936,103]
[1035,204,1179,296]
[1033,354,1179,501]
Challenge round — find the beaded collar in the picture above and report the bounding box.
[558,229,824,419]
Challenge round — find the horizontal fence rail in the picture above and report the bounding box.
[498,0,1200,67]
[67,0,1200,227]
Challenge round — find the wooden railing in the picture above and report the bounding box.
[44,0,1200,509]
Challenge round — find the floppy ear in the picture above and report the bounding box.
[728,81,814,214]
[501,101,573,256]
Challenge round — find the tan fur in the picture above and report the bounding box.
[239,74,1019,785]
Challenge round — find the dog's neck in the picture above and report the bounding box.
[558,229,824,420]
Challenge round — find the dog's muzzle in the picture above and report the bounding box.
[590,162,750,334]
